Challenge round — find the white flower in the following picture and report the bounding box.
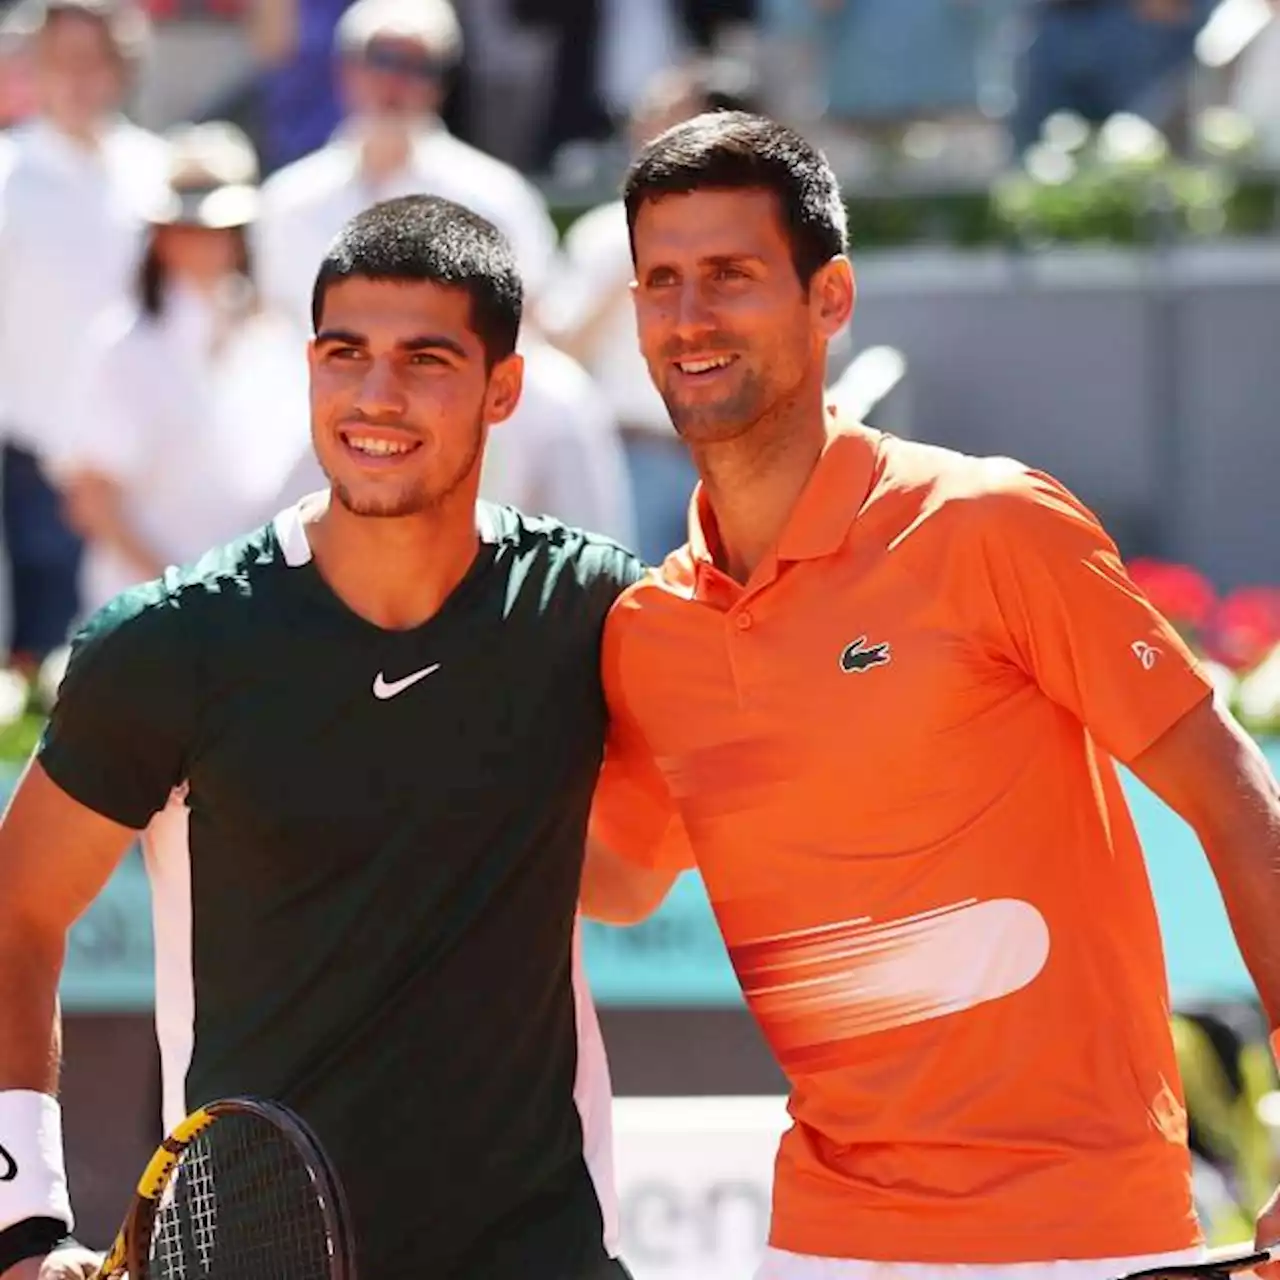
[0,669,27,727]
[1201,659,1240,707]
[1235,644,1280,728]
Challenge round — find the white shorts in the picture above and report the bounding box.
[756,1248,1204,1280]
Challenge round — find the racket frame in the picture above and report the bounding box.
[94,1096,355,1280]
[1115,1246,1277,1280]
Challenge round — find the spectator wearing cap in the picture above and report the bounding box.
[48,122,313,616]
[250,0,640,548]
[0,0,168,672]
[540,60,760,565]
[253,0,558,330]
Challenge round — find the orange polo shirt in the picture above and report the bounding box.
[594,417,1213,1264]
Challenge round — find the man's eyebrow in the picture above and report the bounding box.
[640,252,765,273]
[398,334,470,359]
[701,253,765,268]
[313,331,471,360]
[314,328,366,346]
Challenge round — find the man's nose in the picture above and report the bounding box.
[352,357,408,418]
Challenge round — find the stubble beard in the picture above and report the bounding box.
[663,366,772,447]
[328,419,486,520]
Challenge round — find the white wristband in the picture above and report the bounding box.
[0,1091,73,1234]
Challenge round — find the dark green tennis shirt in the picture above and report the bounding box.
[39,499,646,1279]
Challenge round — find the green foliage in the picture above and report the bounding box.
[548,115,1279,250]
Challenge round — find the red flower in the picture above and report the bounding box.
[1209,587,1280,672]
[1127,558,1217,633]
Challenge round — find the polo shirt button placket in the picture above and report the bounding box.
[726,607,760,711]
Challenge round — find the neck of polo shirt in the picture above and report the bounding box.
[686,420,884,618]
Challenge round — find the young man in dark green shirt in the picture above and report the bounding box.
[0,195,642,1280]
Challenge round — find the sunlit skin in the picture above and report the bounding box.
[308,276,520,519]
[303,276,521,630]
[629,187,855,582]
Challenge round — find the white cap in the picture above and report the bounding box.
[334,0,462,66]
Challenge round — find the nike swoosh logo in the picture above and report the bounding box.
[372,664,441,700]
[0,1141,16,1182]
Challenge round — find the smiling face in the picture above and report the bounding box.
[630,187,852,446]
[308,276,521,519]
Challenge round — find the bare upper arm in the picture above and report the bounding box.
[0,759,139,936]
[1128,692,1280,842]
[580,835,679,926]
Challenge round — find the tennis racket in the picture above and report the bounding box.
[93,1096,356,1280]
[1116,1245,1278,1280]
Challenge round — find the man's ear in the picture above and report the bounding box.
[813,255,856,339]
[485,352,524,427]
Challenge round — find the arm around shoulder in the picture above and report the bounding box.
[584,590,692,924]
[580,834,680,926]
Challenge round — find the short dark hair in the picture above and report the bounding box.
[310,195,522,365]
[623,111,848,286]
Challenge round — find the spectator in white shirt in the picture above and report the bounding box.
[50,122,313,616]
[539,59,760,565]
[254,0,559,329]
[0,0,167,670]
[479,333,636,548]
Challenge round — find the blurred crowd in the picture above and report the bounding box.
[0,0,1278,673]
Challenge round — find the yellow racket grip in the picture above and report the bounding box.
[94,1232,128,1279]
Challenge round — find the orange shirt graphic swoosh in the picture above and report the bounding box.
[733,898,1050,1056]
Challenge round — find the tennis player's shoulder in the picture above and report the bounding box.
[481,501,646,594]
[876,434,1066,536]
[72,526,278,660]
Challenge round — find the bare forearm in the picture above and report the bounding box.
[96,517,164,583]
[62,475,165,583]
[248,0,298,65]
[1198,744,1280,1027]
[580,839,677,925]
[0,922,65,1092]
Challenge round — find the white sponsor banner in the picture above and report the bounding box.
[612,1096,790,1280]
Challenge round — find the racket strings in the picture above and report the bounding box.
[147,1112,337,1279]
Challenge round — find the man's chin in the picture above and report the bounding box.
[668,405,758,446]
[332,480,428,520]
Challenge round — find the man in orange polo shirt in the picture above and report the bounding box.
[584,110,1280,1280]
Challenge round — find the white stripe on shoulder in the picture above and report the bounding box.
[275,495,498,564]
[272,491,329,567]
